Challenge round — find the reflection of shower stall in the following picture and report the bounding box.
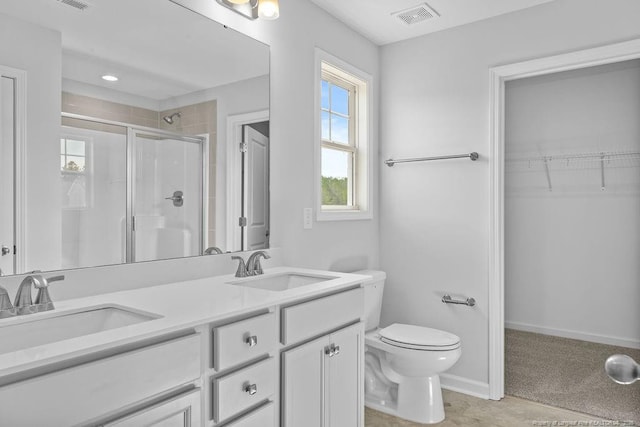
[61,113,206,269]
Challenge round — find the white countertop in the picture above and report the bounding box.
[0,267,370,378]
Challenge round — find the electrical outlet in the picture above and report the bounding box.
[303,208,313,229]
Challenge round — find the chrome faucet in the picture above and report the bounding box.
[246,251,270,276]
[13,274,65,315]
[204,246,223,255]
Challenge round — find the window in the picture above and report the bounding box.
[316,50,372,220]
[60,136,90,209]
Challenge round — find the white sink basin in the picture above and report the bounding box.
[227,272,337,291]
[0,305,161,354]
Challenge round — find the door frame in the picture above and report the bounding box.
[225,110,269,252]
[0,65,26,274]
[488,38,640,400]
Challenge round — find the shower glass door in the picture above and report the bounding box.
[60,118,128,269]
[131,129,204,262]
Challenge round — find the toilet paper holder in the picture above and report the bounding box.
[442,294,476,307]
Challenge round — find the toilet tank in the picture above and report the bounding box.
[353,270,386,332]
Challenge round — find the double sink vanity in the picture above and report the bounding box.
[0,265,368,426]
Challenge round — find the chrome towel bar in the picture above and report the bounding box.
[442,294,476,307]
[385,152,479,167]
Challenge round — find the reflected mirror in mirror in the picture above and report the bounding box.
[0,0,270,275]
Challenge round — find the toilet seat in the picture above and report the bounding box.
[379,323,460,351]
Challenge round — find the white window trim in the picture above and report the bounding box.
[314,48,373,221]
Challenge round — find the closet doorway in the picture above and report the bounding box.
[504,59,640,421]
[488,39,640,422]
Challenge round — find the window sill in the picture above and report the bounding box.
[316,209,372,222]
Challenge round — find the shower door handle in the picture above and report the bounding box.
[165,191,184,207]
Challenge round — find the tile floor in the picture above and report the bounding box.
[364,389,621,427]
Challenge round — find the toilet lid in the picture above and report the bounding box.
[379,323,460,350]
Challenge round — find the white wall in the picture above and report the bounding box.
[504,60,640,349]
[379,0,640,393]
[172,0,381,272]
[0,13,62,272]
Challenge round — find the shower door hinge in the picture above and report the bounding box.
[239,217,247,227]
[239,142,248,153]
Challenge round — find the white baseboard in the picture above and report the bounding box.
[440,373,490,400]
[506,321,640,350]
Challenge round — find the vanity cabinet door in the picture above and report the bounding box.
[282,335,328,427]
[325,323,363,427]
[282,322,364,427]
[103,389,201,427]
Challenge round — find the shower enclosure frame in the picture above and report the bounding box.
[488,38,640,401]
[62,112,208,264]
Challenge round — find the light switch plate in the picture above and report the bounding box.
[303,208,313,229]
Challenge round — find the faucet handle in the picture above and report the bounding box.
[34,275,64,312]
[231,256,248,278]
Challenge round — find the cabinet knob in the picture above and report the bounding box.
[245,335,258,347]
[244,383,258,395]
[325,344,340,357]
[325,345,334,357]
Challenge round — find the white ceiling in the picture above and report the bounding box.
[309,0,556,46]
[0,0,269,102]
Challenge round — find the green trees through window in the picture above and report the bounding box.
[322,176,348,205]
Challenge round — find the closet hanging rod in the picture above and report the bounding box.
[385,152,479,167]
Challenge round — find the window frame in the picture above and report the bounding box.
[315,49,373,221]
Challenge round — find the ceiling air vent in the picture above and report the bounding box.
[392,3,439,26]
[56,0,90,11]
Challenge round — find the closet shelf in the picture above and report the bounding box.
[506,151,640,192]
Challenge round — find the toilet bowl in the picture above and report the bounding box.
[355,270,461,424]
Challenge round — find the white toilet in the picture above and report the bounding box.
[356,270,461,424]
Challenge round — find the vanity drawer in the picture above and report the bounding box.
[213,312,277,371]
[281,288,363,345]
[225,402,275,427]
[0,333,201,427]
[213,357,275,423]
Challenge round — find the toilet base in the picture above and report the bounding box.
[365,374,445,424]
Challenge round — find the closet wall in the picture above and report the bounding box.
[504,60,640,349]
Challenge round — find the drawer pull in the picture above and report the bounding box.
[245,335,258,347]
[333,345,340,356]
[244,383,258,395]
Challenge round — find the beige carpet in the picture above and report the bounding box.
[366,390,605,427]
[506,328,640,424]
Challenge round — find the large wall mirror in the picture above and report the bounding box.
[0,0,269,276]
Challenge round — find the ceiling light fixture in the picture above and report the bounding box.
[216,0,279,20]
[101,75,118,82]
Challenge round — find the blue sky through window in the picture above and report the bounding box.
[321,79,350,178]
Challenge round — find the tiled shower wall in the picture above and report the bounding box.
[61,92,218,248]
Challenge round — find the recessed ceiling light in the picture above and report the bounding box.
[101,75,118,82]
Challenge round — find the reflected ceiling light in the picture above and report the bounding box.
[216,0,279,20]
[101,75,118,82]
[258,0,279,20]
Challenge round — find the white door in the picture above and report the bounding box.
[282,335,327,427]
[325,323,363,427]
[243,126,269,250]
[0,76,15,275]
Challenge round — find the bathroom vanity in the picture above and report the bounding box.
[0,267,367,426]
